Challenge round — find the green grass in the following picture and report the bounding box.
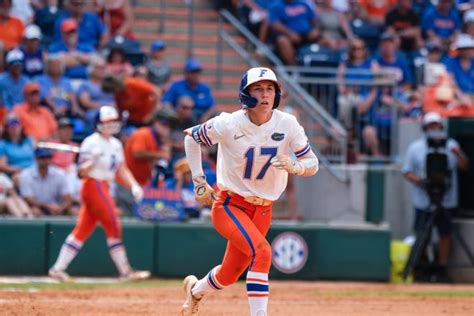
[313,289,474,298]
[0,279,180,290]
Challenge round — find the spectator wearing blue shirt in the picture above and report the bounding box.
[268,0,320,65]
[376,32,414,88]
[239,0,275,47]
[53,0,107,48]
[48,18,96,80]
[443,34,474,99]
[0,114,35,177]
[38,54,80,117]
[21,24,45,79]
[34,0,66,49]
[161,58,215,123]
[18,148,74,216]
[77,57,114,133]
[337,38,380,156]
[374,33,415,154]
[145,40,171,87]
[421,0,461,49]
[0,49,29,110]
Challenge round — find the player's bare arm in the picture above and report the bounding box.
[78,159,95,178]
[117,164,144,202]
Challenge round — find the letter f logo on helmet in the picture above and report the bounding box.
[239,67,282,109]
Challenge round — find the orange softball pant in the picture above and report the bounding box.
[211,190,273,286]
[72,178,122,242]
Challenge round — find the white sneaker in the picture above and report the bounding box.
[119,270,151,281]
[181,275,201,315]
[48,269,73,282]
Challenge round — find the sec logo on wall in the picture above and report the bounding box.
[271,232,308,274]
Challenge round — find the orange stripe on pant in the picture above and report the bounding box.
[72,178,122,242]
[211,191,273,287]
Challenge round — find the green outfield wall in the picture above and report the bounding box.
[0,218,390,281]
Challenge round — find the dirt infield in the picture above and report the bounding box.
[1,279,473,315]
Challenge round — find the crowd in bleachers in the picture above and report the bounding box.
[234,0,474,159]
[1,0,473,219]
[0,0,218,219]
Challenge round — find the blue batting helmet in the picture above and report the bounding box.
[239,67,281,109]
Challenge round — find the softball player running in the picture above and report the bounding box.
[49,106,150,282]
[180,67,319,315]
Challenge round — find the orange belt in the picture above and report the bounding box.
[226,191,272,207]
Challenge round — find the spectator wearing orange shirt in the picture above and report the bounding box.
[0,0,24,51]
[358,0,397,26]
[12,82,58,141]
[123,108,175,186]
[102,74,162,125]
[114,108,174,216]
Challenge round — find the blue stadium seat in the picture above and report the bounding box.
[126,52,147,66]
[297,44,342,70]
[351,19,382,53]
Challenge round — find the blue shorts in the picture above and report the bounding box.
[414,208,453,236]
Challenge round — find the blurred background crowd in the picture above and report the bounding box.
[0,0,472,221]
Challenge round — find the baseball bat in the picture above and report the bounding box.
[37,142,80,153]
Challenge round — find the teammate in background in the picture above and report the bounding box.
[180,67,319,316]
[49,106,150,282]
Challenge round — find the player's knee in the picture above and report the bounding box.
[254,240,272,272]
[103,224,122,240]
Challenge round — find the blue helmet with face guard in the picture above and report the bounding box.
[239,67,282,109]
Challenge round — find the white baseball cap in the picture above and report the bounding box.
[452,33,474,49]
[6,49,24,64]
[24,24,42,40]
[423,112,442,126]
[241,67,281,91]
[464,9,474,24]
[99,106,119,123]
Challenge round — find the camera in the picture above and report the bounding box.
[425,130,451,207]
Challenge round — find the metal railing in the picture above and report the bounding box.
[218,10,349,182]
[283,66,400,161]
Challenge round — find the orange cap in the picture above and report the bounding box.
[61,18,78,33]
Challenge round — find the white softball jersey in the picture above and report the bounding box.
[191,109,311,201]
[79,132,124,182]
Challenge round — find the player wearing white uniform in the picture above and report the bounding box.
[49,106,150,282]
[180,67,319,316]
